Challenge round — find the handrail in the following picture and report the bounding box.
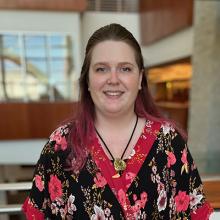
[0,182,31,215]
[0,204,22,214]
[0,182,32,191]
[0,139,45,165]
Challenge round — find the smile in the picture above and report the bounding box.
[103,91,124,97]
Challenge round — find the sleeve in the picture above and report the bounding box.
[171,131,213,220]
[22,141,52,219]
[22,124,71,219]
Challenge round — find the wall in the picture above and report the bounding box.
[141,27,193,67]
[0,0,86,11]
[81,12,140,51]
[0,102,76,139]
[188,0,220,174]
[140,0,193,44]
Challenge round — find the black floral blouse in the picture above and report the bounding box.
[23,120,213,220]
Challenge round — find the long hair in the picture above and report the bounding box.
[66,23,185,173]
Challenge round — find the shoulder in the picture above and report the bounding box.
[48,123,72,152]
[159,121,185,142]
[144,119,180,140]
[38,123,73,167]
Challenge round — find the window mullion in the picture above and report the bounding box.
[46,35,55,102]
[19,33,28,102]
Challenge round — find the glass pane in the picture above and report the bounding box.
[0,60,2,81]
[0,82,3,100]
[6,80,24,100]
[50,59,66,73]
[4,60,21,73]
[26,58,48,75]
[26,82,49,101]
[50,47,68,58]
[25,47,46,58]
[2,34,20,56]
[49,35,67,46]
[54,82,68,100]
[24,35,46,47]
[3,35,19,48]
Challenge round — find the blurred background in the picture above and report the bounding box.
[0,0,219,219]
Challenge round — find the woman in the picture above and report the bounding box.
[23,23,213,219]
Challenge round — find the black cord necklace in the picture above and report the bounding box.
[95,115,138,177]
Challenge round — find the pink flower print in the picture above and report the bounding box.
[94,172,107,188]
[118,189,126,207]
[104,208,111,217]
[181,148,188,164]
[170,170,175,177]
[140,192,148,208]
[48,175,62,201]
[128,149,135,159]
[60,208,67,219]
[51,202,58,215]
[174,191,190,212]
[155,174,161,183]
[133,200,142,212]
[161,123,171,135]
[67,194,77,215]
[151,173,156,183]
[50,130,67,151]
[91,205,105,220]
[166,151,176,168]
[157,190,167,212]
[152,165,157,174]
[189,190,203,208]
[56,197,64,206]
[126,172,135,181]
[181,148,189,174]
[133,194,137,202]
[146,120,153,128]
[157,182,165,193]
[125,172,135,188]
[35,175,44,192]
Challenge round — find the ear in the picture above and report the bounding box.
[138,69,144,90]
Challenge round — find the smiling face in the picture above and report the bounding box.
[88,40,143,118]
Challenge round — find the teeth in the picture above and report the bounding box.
[104,91,123,96]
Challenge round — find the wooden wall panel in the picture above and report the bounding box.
[0,0,87,11]
[0,103,30,139]
[0,102,77,140]
[140,0,193,45]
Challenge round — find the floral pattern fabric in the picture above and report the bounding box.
[23,121,213,219]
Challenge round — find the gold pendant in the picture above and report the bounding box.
[113,158,126,172]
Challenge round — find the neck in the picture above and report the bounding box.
[95,110,137,132]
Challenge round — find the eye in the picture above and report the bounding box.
[95,67,108,73]
[120,66,132,72]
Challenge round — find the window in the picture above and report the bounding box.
[0,33,75,102]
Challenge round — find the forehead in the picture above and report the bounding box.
[90,40,136,64]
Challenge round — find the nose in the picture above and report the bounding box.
[107,69,119,84]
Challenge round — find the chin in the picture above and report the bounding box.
[105,108,129,116]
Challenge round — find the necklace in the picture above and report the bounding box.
[95,115,138,177]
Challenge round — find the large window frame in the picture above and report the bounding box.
[0,32,76,102]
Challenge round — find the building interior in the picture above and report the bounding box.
[0,0,219,219]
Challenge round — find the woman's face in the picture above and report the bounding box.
[88,40,143,117]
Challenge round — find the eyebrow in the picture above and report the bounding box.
[93,62,135,67]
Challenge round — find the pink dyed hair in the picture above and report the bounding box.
[66,24,186,172]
